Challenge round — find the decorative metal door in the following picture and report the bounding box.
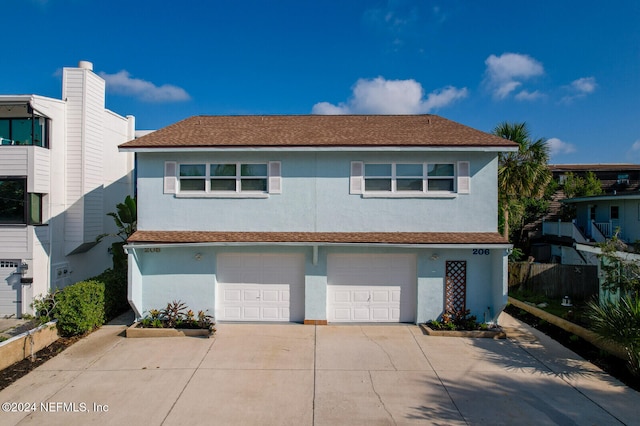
[445,261,466,313]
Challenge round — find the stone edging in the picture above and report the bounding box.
[0,321,59,370]
[126,323,212,338]
[419,323,506,339]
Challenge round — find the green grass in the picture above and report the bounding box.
[509,288,592,327]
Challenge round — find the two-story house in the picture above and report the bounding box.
[120,115,516,324]
[0,61,135,318]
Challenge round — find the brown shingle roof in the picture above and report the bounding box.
[127,231,508,245]
[120,115,517,149]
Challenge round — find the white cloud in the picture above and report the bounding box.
[311,77,467,115]
[547,137,577,156]
[515,90,545,101]
[484,53,544,99]
[561,76,597,103]
[99,70,190,103]
[632,140,640,151]
[570,77,597,94]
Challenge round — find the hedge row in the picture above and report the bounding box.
[50,268,129,337]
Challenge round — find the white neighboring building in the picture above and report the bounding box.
[0,61,135,318]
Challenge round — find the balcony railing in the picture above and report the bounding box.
[593,222,612,239]
[541,220,588,243]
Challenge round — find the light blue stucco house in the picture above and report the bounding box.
[119,115,517,324]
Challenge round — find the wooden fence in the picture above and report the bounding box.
[508,262,599,300]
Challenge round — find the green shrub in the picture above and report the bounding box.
[94,268,129,322]
[55,280,105,336]
[589,295,640,376]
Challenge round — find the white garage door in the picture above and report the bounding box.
[216,253,305,322]
[0,260,21,318]
[327,254,416,323]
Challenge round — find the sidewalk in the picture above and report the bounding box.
[0,312,638,425]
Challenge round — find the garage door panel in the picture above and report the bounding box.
[371,308,390,321]
[327,254,416,323]
[217,254,304,322]
[353,307,370,321]
[372,290,390,302]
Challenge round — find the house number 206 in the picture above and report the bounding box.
[472,249,490,255]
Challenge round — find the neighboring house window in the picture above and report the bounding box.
[0,177,43,225]
[611,206,619,220]
[355,162,463,195]
[0,117,49,148]
[165,161,281,196]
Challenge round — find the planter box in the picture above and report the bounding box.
[126,323,212,338]
[419,323,506,339]
[0,321,59,370]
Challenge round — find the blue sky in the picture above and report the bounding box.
[2,0,639,164]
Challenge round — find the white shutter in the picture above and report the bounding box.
[164,161,177,194]
[268,161,282,194]
[350,161,364,194]
[457,161,470,194]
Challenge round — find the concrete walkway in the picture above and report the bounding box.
[0,312,638,425]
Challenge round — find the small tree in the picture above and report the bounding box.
[97,195,137,272]
[597,231,640,298]
[589,233,640,376]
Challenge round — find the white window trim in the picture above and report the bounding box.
[171,161,280,198]
[358,161,463,198]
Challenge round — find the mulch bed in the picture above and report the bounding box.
[0,335,83,391]
[504,304,640,392]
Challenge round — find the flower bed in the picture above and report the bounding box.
[126,300,216,338]
[422,309,506,338]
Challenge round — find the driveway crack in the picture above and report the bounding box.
[369,370,397,425]
[360,326,397,371]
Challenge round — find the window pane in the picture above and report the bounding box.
[396,164,423,177]
[179,179,205,191]
[211,164,236,176]
[29,193,42,224]
[365,179,392,191]
[365,164,392,177]
[211,179,236,191]
[241,164,267,177]
[428,179,454,192]
[397,179,423,191]
[0,119,9,141]
[241,178,267,191]
[33,118,44,147]
[180,164,205,177]
[0,179,26,224]
[12,119,32,145]
[427,164,454,177]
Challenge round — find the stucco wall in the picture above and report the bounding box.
[136,151,499,233]
[128,244,507,324]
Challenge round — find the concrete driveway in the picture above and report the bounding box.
[0,313,639,425]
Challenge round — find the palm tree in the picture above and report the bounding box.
[493,122,551,240]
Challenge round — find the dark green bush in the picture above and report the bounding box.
[55,280,105,336]
[94,267,129,322]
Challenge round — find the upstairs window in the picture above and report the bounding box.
[362,163,456,194]
[165,161,280,197]
[352,161,468,196]
[427,163,455,191]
